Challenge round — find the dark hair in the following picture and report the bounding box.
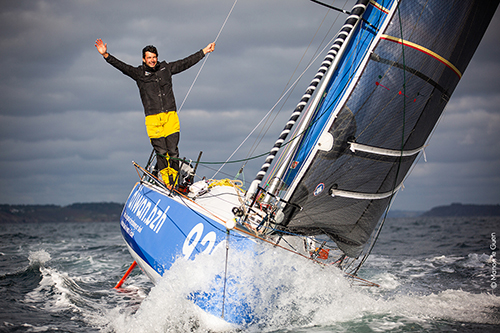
[142,45,158,58]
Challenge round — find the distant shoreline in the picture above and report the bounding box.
[0,202,123,223]
[1,202,499,223]
[388,203,500,218]
[420,203,500,217]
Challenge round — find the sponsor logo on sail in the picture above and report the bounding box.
[314,183,325,196]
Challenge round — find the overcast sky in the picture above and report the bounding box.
[0,0,499,211]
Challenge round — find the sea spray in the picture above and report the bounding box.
[28,249,51,267]
[106,239,500,332]
[106,240,384,332]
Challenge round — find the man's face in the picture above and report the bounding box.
[143,51,158,68]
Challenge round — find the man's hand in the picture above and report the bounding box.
[95,39,109,58]
[203,42,215,55]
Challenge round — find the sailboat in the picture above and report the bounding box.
[117,0,498,326]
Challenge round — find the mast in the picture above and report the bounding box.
[245,0,371,202]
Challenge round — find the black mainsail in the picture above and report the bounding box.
[248,0,498,260]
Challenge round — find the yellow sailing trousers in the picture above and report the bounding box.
[145,112,180,187]
[145,111,180,139]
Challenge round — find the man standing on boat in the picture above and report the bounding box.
[95,39,215,187]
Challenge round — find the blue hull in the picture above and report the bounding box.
[120,182,257,325]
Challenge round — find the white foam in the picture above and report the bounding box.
[21,322,54,332]
[371,272,401,290]
[102,245,500,332]
[28,250,51,266]
[462,253,489,268]
[387,289,500,324]
[24,266,76,312]
[25,250,78,311]
[426,255,464,264]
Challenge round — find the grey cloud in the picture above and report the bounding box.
[0,0,498,211]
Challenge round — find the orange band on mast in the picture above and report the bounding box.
[380,34,462,78]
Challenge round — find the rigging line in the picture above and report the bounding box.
[356,2,407,273]
[311,0,379,31]
[206,8,371,172]
[248,1,374,198]
[233,224,379,287]
[158,151,269,165]
[278,7,381,181]
[178,0,239,112]
[300,7,389,190]
[243,0,346,161]
[221,1,350,182]
[211,36,337,178]
[361,1,457,266]
[221,230,230,319]
[310,0,351,15]
[267,3,350,178]
[254,1,350,183]
[236,26,366,182]
[214,2,352,179]
[173,3,372,178]
[262,1,378,197]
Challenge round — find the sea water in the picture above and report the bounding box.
[0,216,498,332]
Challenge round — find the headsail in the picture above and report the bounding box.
[252,0,498,258]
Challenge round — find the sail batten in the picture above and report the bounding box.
[349,142,424,157]
[330,183,402,200]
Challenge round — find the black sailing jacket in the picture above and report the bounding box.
[105,50,205,116]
